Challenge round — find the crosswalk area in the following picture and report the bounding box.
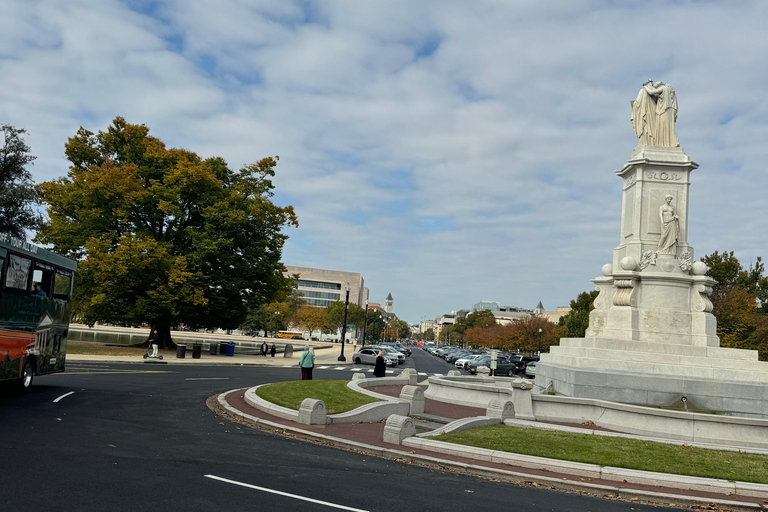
[279,365,446,377]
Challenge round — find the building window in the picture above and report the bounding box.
[302,290,341,301]
[304,298,337,307]
[295,279,342,290]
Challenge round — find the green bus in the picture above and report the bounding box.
[0,234,77,388]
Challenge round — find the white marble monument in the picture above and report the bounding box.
[535,82,768,418]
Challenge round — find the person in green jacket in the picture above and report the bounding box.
[299,346,315,380]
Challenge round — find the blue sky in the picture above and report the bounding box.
[2,0,767,323]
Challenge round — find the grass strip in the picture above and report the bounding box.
[67,342,150,356]
[255,380,381,415]
[430,424,768,484]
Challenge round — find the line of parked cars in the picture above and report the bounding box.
[352,341,411,367]
[421,342,538,378]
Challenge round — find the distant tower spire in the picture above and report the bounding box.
[535,301,544,316]
[385,293,394,314]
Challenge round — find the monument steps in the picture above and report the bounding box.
[541,353,768,384]
[559,337,758,361]
[548,345,768,371]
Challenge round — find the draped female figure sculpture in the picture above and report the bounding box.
[630,80,679,147]
[657,195,680,255]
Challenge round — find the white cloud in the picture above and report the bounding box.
[2,0,767,323]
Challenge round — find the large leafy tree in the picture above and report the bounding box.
[36,117,297,347]
[0,125,41,238]
[559,290,600,338]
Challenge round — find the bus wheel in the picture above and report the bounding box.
[20,362,34,389]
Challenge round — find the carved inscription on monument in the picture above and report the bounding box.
[645,171,682,181]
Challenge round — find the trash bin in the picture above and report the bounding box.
[283,344,293,358]
[219,342,228,355]
[192,343,202,359]
[226,342,235,356]
[209,343,218,356]
[176,344,187,358]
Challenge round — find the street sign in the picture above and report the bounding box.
[347,324,355,330]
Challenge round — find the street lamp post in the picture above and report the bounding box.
[538,328,543,353]
[361,302,369,348]
[338,284,351,362]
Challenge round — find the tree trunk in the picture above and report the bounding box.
[141,322,177,350]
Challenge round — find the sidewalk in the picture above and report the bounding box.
[67,345,358,366]
[214,383,768,511]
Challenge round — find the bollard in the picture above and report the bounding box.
[176,344,187,359]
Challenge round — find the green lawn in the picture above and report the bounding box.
[255,380,381,415]
[431,424,768,484]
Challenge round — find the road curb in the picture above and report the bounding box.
[212,389,766,511]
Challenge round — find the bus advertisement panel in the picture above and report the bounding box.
[0,234,77,388]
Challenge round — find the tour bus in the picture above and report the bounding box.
[276,330,304,339]
[0,234,77,388]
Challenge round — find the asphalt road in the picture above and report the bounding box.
[0,357,677,512]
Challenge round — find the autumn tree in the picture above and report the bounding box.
[295,305,325,338]
[0,125,42,238]
[702,251,768,355]
[36,117,297,348]
[559,290,599,338]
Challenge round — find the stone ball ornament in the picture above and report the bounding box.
[601,263,613,276]
[620,256,638,271]
[692,261,709,276]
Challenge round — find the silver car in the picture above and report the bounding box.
[352,347,397,366]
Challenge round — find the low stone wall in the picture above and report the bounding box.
[424,375,534,420]
[532,394,768,449]
[417,416,501,437]
[346,375,410,400]
[330,401,409,424]
[244,385,301,422]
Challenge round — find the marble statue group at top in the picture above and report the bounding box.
[631,79,679,147]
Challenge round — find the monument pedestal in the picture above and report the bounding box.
[535,145,768,418]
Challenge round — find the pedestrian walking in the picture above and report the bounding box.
[373,350,386,377]
[299,346,315,380]
[270,343,276,357]
[261,341,268,357]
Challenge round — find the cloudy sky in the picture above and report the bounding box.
[2,0,767,324]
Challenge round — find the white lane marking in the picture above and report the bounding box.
[418,372,427,376]
[333,366,346,370]
[366,369,374,373]
[432,373,443,376]
[350,368,364,371]
[53,391,75,403]
[204,475,369,512]
[317,366,331,369]
[184,378,231,381]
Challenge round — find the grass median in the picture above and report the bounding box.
[430,424,768,484]
[255,380,381,415]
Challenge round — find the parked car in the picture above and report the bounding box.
[455,354,483,369]
[352,347,397,366]
[467,356,492,375]
[525,362,537,378]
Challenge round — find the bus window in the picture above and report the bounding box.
[31,263,55,297]
[54,272,72,300]
[5,254,32,290]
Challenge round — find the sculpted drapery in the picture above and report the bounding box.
[630,80,679,147]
